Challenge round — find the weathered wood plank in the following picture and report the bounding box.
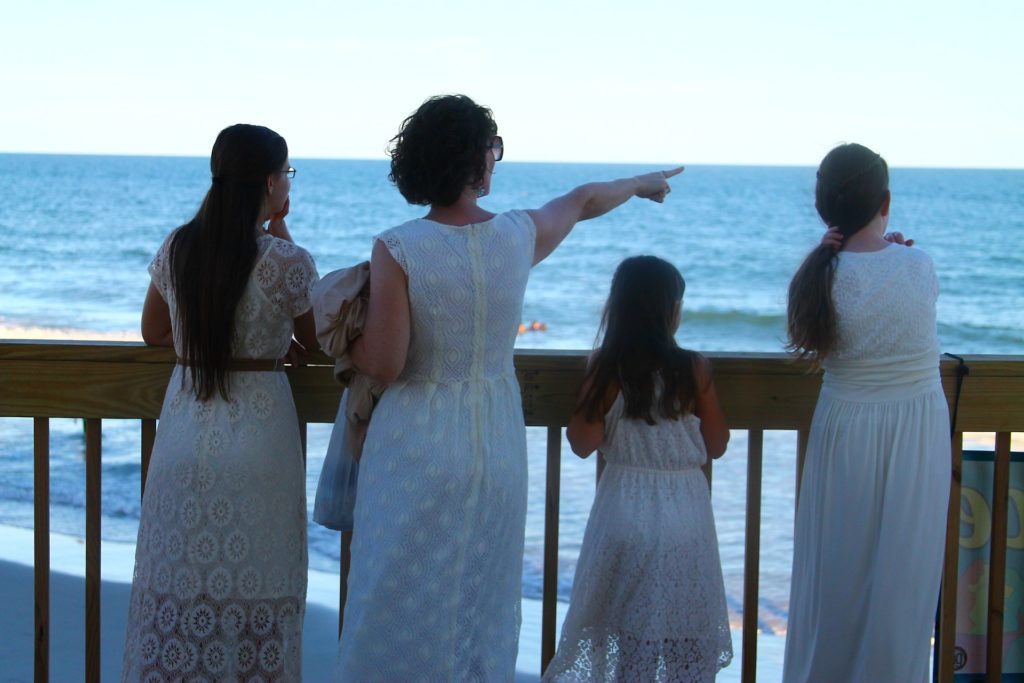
[2,344,1022,430]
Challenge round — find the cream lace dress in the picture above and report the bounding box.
[121,233,318,682]
[335,211,535,682]
[543,389,733,683]
[782,244,950,683]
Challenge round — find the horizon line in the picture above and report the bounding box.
[1,149,1022,172]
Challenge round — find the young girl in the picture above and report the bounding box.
[782,143,950,682]
[122,124,319,681]
[543,255,733,683]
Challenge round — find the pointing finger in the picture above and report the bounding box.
[661,166,685,179]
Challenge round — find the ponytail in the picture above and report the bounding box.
[786,244,839,360]
[786,143,889,362]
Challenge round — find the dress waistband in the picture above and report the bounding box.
[822,351,941,399]
[176,357,287,372]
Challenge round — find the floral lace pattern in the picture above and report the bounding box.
[336,212,536,681]
[123,233,318,681]
[543,395,733,682]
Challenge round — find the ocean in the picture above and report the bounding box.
[1,153,1022,635]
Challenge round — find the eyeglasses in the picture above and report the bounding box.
[284,167,296,179]
[489,136,503,162]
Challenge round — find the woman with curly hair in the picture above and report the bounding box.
[334,94,681,680]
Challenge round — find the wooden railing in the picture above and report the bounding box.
[1,341,1022,682]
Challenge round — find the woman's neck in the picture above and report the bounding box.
[424,190,496,227]
[842,213,889,253]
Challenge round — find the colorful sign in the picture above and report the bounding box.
[954,450,1024,680]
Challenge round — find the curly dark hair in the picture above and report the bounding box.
[388,94,498,207]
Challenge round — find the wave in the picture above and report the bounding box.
[0,321,141,342]
[684,308,786,327]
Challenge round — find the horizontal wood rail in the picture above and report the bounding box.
[1,341,1022,682]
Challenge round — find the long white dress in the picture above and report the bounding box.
[782,244,951,683]
[542,390,733,683]
[335,212,535,681]
[122,233,318,682]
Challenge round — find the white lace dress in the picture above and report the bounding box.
[335,212,535,681]
[543,392,733,683]
[122,233,318,682]
[782,244,951,683]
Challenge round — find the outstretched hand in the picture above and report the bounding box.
[635,167,685,203]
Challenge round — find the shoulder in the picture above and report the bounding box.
[886,243,936,279]
[256,236,319,287]
[260,236,314,263]
[497,209,537,235]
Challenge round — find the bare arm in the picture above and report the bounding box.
[349,239,411,384]
[693,356,729,459]
[292,309,319,351]
[566,374,618,458]
[527,167,683,265]
[141,282,174,347]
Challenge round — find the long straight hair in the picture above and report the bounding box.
[787,143,889,361]
[577,255,700,424]
[168,124,288,400]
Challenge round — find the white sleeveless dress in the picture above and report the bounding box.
[543,390,733,683]
[782,244,951,682]
[122,233,318,682]
[335,212,536,681]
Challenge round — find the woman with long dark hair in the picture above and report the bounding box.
[122,124,319,681]
[782,143,950,682]
[334,94,681,680]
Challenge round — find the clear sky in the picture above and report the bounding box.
[1,0,1021,167]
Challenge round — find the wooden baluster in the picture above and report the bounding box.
[84,418,101,683]
[34,418,50,683]
[986,432,1011,682]
[141,419,156,502]
[541,427,561,674]
[742,430,764,683]
[795,428,808,506]
[937,431,963,683]
[339,530,352,638]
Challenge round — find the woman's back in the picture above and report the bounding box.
[829,243,939,362]
[378,211,535,383]
[152,233,317,362]
[602,392,708,471]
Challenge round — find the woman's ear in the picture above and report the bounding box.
[266,174,275,197]
[879,190,891,217]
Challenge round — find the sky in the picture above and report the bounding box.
[1,0,1021,168]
